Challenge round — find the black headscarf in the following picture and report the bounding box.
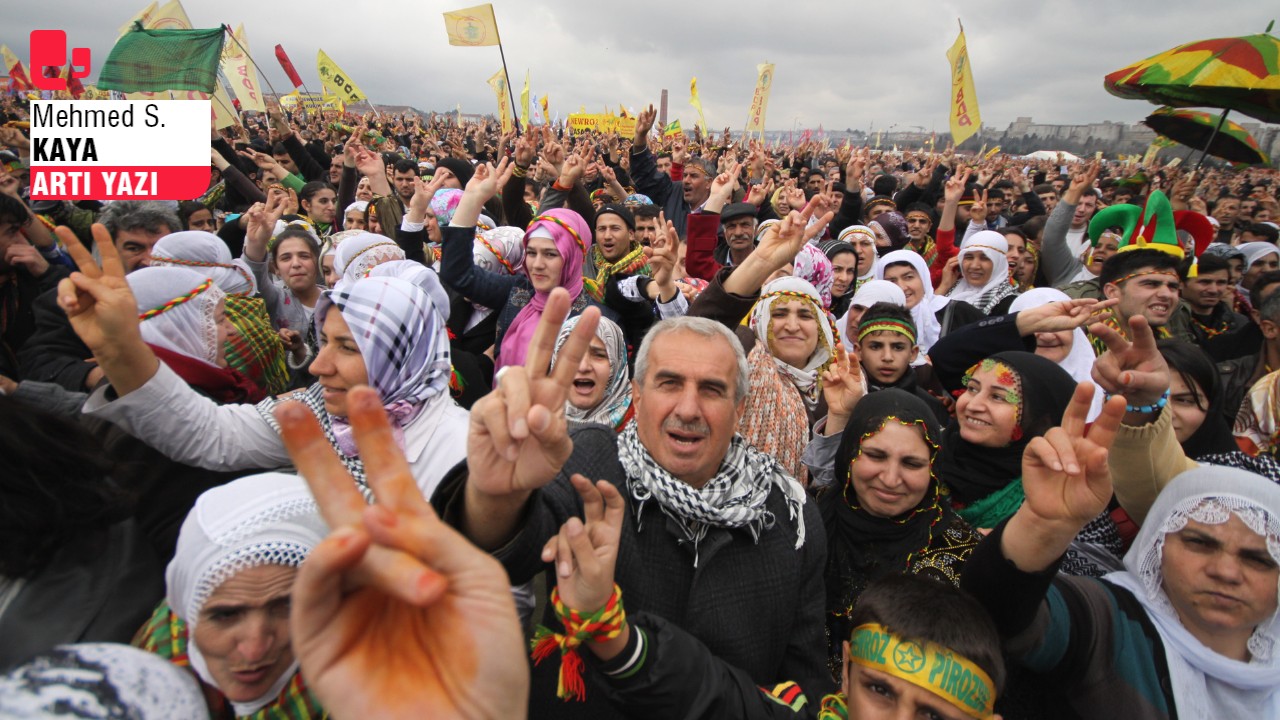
[822,389,975,680]
[936,351,1076,505]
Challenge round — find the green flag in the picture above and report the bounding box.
[98,24,225,93]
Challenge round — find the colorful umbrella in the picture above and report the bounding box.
[1104,27,1280,124]
[1143,107,1269,165]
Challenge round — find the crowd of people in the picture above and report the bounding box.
[1,92,1280,719]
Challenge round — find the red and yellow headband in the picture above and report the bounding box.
[857,317,917,345]
[530,214,587,255]
[137,279,214,321]
[848,623,995,719]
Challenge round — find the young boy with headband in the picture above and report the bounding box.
[856,303,948,423]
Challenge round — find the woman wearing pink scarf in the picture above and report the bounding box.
[439,162,619,372]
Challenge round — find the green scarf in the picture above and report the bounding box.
[955,478,1025,529]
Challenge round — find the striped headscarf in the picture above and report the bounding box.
[316,275,451,455]
[552,314,632,431]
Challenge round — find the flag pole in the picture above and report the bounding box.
[497,40,521,136]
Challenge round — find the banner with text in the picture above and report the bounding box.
[29,100,212,200]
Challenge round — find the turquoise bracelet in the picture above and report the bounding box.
[1116,390,1169,414]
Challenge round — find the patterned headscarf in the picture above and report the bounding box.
[1235,369,1280,457]
[551,314,632,431]
[474,226,526,276]
[333,231,406,285]
[748,276,838,410]
[316,275,452,456]
[497,208,592,371]
[167,473,328,717]
[0,644,207,719]
[792,243,835,309]
[869,211,910,252]
[946,230,1018,314]
[430,188,464,226]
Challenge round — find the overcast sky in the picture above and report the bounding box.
[3,1,1273,133]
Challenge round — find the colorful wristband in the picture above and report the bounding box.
[531,584,627,702]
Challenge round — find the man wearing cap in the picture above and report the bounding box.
[586,203,649,296]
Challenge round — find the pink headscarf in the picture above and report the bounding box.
[497,208,592,371]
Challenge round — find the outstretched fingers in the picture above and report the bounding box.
[348,387,428,512]
[277,401,368,527]
[522,287,572,380]
[56,225,100,278]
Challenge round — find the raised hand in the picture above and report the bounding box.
[943,168,971,204]
[968,188,989,224]
[1015,298,1117,336]
[1064,160,1101,205]
[559,153,585,187]
[633,104,656,146]
[467,290,601,499]
[645,212,681,297]
[540,474,625,615]
[280,388,529,720]
[1019,383,1125,537]
[55,224,136,358]
[821,343,865,434]
[1089,313,1170,409]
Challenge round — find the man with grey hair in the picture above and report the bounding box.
[20,201,179,391]
[433,287,827,717]
[625,104,715,238]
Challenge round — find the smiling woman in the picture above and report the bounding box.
[136,473,330,718]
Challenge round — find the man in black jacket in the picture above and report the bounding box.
[0,193,70,378]
[19,201,177,391]
[434,293,828,719]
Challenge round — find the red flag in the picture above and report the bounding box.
[274,44,303,88]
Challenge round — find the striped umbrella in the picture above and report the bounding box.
[1104,27,1280,124]
[1143,107,1269,165]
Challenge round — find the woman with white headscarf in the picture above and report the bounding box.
[875,249,984,358]
[550,314,632,432]
[151,231,291,396]
[128,266,263,403]
[332,231,407,287]
[136,473,330,718]
[965,446,1280,718]
[64,225,468,500]
[940,230,1020,315]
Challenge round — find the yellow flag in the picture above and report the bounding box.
[443,3,500,46]
[983,145,1002,160]
[663,119,683,139]
[144,0,191,29]
[689,77,708,133]
[117,1,158,37]
[220,24,266,113]
[945,24,981,146]
[541,95,549,120]
[488,69,512,133]
[317,49,367,104]
[520,70,530,130]
[744,63,774,137]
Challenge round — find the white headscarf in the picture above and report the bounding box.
[333,232,406,285]
[875,249,948,357]
[836,279,906,352]
[167,473,329,717]
[839,225,879,285]
[128,266,225,367]
[749,276,837,409]
[947,230,1017,314]
[1239,242,1280,271]
[1106,467,1280,717]
[1010,288,1104,421]
[151,230,256,296]
[552,314,632,430]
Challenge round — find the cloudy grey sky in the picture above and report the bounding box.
[3,0,1273,132]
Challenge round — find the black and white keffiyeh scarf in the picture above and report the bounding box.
[617,425,806,566]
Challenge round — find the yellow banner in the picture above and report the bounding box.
[488,68,512,133]
[117,1,158,37]
[689,77,708,133]
[663,119,683,139]
[946,26,981,147]
[443,3,500,46]
[520,70,530,130]
[317,49,367,104]
[745,63,774,136]
[983,145,1001,160]
[567,114,637,136]
[144,0,191,29]
[220,24,266,113]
